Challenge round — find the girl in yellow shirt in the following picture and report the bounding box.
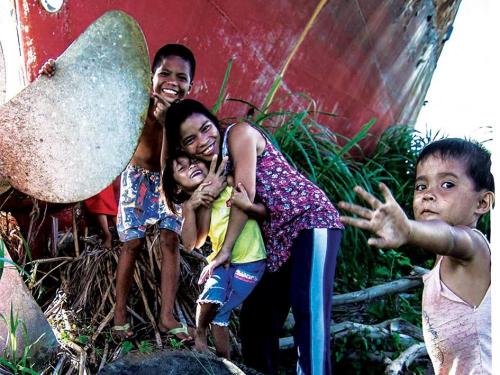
[163,153,266,359]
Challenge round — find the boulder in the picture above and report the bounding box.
[0,245,59,365]
[98,349,262,375]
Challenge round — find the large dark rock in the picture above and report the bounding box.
[99,350,262,375]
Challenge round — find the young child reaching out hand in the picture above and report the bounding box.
[162,153,267,359]
[339,138,494,374]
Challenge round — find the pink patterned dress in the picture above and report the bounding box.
[422,229,491,374]
[223,124,343,271]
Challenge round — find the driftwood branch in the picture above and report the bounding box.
[333,267,429,306]
[279,318,423,350]
[385,342,427,374]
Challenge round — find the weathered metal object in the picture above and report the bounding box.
[0,248,59,364]
[0,10,150,202]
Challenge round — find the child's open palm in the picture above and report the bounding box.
[339,183,412,249]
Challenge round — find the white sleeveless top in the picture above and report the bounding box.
[422,229,491,374]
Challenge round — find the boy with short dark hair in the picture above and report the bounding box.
[113,44,196,340]
[339,138,494,374]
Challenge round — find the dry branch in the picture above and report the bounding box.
[385,342,427,374]
[279,318,423,350]
[37,225,210,373]
[332,267,429,306]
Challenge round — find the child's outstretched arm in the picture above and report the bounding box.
[339,183,487,261]
[230,182,268,221]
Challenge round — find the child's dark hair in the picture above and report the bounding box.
[417,138,495,192]
[152,44,196,82]
[162,152,191,215]
[164,99,221,159]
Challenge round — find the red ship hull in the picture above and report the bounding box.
[3,0,460,140]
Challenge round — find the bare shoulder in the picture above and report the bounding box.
[229,121,259,136]
[228,122,265,152]
[448,225,490,265]
[441,227,490,306]
[469,227,491,257]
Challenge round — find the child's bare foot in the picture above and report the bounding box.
[194,328,209,353]
[102,233,112,249]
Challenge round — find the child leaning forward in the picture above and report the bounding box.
[162,153,266,359]
[340,138,494,374]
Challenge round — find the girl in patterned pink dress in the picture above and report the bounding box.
[165,99,343,375]
[340,139,494,374]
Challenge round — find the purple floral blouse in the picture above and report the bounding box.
[223,125,343,272]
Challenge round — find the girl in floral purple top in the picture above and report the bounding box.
[165,99,343,375]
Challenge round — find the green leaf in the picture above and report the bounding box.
[121,340,134,355]
[77,335,89,345]
[138,340,153,353]
[212,59,233,114]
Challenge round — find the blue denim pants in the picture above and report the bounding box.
[198,260,266,325]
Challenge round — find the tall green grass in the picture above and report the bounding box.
[0,305,39,374]
[213,59,491,292]
[246,109,433,291]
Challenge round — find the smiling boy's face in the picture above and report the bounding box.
[172,156,208,192]
[152,55,192,106]
[412,155,484,227]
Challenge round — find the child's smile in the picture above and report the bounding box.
[152,55,192,104]
[173,156,208,192]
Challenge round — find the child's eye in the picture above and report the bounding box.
[183,137,194,146]
[415,184,426,191]
[442,181,455,189]
[201,124,210,132]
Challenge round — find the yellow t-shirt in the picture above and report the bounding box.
[207,187,266,264]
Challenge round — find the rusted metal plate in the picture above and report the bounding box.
[0,10,150,203]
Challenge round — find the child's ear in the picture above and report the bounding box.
[187,82,193,94]
[476,190,495,215]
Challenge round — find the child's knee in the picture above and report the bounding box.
[121,238,143,254]
[160,230,179,250]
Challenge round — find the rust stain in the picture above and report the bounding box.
[263,0,328,109]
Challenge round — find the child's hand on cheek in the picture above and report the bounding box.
[151,93,177,125]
